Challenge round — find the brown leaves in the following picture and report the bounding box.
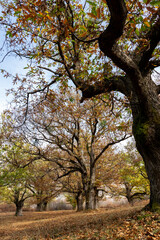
[1,205,160,240]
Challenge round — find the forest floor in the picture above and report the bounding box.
[0,201,160,240]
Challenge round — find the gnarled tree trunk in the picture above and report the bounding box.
[129,72,160,210]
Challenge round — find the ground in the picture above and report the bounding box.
[0,202,160,240]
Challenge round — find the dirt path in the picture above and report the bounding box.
[0,205,144,240]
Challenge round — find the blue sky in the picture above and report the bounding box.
[0,53,28,112]
[0,25,29,112]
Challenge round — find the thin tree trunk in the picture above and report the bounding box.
[124,182,134,205]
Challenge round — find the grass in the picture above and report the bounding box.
[0,201,160,240]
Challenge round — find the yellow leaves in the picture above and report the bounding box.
[33,38,37,43]
[36,27,40,32]
[46,14,53,21]
[64,55,68,60]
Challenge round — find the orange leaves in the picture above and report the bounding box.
[96,7,101,18]
[144,20,150,27]
[87,12,97,19]
[87,7,101,19]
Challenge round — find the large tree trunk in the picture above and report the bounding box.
[42,201,48,211]
[131,73,160,210]
[82,169,96,210]
[15,201,24,216]
[76,192,83,211]
[85,188,95,210]
[36,202,43,212]
[134,133,160,210]
[93,187,99,209]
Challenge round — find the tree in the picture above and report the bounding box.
[27,160,61,211]
[0,116,40,215]
[20,90,131,210]
[0,0,159,210]
[0,163,33,216]
[118,141,150,205]
[61,173,84,211]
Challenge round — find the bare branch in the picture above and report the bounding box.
[37,66,62,76]
[21,76,60,125]
[93,134,132,167]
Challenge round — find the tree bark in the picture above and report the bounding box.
[130,73,160,210]
[36,202,43,212]
[93,187,99,209]
[82,169,96,210]
[124,182,134,205]
[42,201,48,211]
[76,192,83,211]
[133,123,160,210]
[15,201,24,216]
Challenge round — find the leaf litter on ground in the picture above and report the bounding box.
[0,202,160,240]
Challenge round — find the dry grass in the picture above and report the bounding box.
[0,201,160,240]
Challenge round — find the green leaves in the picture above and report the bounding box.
[86,0,97,7]
[150,0,160,5]
[6,30,13,38]
[143,0,160,5]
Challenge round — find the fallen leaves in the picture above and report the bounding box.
[0,203,160,240]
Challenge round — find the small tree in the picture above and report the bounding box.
[27,161,61,211]
[0,120,38,216]
[0,166,32,216]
